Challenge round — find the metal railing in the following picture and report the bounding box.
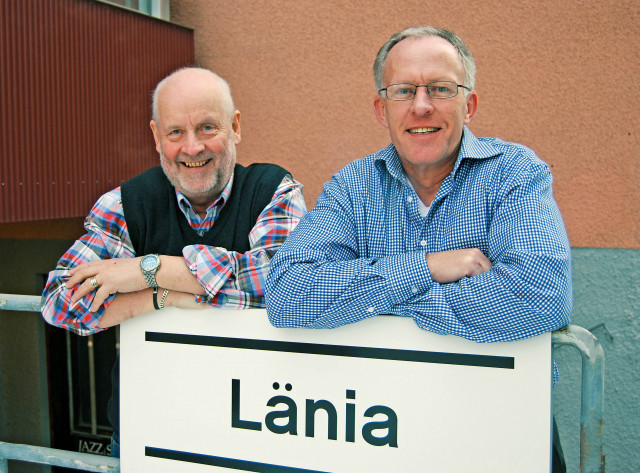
[0,442,119,472]
[552,325,606,473]
[1,293,605,472]
[1,294,120,472]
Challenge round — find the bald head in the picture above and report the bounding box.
[149,67,242,211]
[151,67,236,124]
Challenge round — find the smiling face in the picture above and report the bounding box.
[150,69,241,212]
[373,36,477,182]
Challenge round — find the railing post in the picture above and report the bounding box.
[553,324,606,473]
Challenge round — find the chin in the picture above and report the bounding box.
[167,170,220,197]
[180,183,221,201]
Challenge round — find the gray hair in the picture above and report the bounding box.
[373,26,476,92]
[151,67,236,123]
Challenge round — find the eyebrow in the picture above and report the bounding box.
[162,116,224,131]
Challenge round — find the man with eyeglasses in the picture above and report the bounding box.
[265,26,570,472]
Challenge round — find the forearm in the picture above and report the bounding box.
[186,177,306,307]
[155,255,205,295]
[267,245,571,340]
[265,182,432,326]
[41,188,138,334]
[41,238,125,335]
[266,251,429,328]
[42,186,214,332]
[96,289,155,329]
[402,254,573,342]
[44,252,203,331]
[185,245,275,307]
[41,268,106,335]
[96,285,204,329]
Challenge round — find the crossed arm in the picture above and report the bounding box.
[265,166,572,342]
[65,255,205,328]
[41,176,306,335]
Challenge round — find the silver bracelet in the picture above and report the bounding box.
[159,289,169,309]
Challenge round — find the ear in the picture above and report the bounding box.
[150,120,162,153]
[232,110,241,144]
[373,94,389,128]
[463,91,478,125]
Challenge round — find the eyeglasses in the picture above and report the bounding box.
[378,81,471,101]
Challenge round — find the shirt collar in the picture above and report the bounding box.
[375,144,408,183]
[175,172,235,217]
[377,126,501,182]
[453,126,501,173]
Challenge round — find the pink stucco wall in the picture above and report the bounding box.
[170,0,639,249]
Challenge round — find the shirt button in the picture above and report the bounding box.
[367,307,375,313]
[411,286,418,293]
[420,240,427,247]
[407,196,413,203]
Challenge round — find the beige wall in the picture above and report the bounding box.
[171,0,639,249]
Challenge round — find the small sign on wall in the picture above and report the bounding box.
[120,308,552,472]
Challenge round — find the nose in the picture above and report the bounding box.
[410,86,434,114]
[182,131,205,156]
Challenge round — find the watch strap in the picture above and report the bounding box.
[152,287,160,310]
[144,272,158,288]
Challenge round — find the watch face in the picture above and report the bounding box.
[141,255,159,271]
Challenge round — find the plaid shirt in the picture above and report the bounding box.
[266,128,572,343]
[42,173,306,335]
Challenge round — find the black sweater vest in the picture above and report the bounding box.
[108,162,288,434]
[121,163,288,255]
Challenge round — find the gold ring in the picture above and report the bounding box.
[90,276,99,289]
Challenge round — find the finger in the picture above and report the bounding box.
[70,277,100,304]
[66,271,89,288]
[69,281,91,304]
[67,260,97,277]
[467,249,491,274]
[90,286,111,312]
[481,258,493,272]
[66,264,98,287]
[477,252,492,272]
[472,259,491,276]
[67,259,109,282]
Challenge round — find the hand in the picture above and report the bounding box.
[426,248,492,284]
[66,258,147,311]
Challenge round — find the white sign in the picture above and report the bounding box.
[120,308,552,472]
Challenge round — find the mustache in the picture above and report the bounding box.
[179,150,218,162]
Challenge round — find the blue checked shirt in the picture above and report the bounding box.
[266,127,572,343]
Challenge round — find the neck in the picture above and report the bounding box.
[181,179,229,218]
[404,158,455,206]
[407,174,445,206]
[185,191,221,219]
[192,205,209,219]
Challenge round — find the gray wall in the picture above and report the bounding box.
[554,248,640,473]
[1,241,638,471]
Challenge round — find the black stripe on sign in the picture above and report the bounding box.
[145,332,514,369]
[145,447,329,473]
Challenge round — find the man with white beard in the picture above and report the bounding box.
[41,67,306,456]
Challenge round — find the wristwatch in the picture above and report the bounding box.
[140,254,161,288]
